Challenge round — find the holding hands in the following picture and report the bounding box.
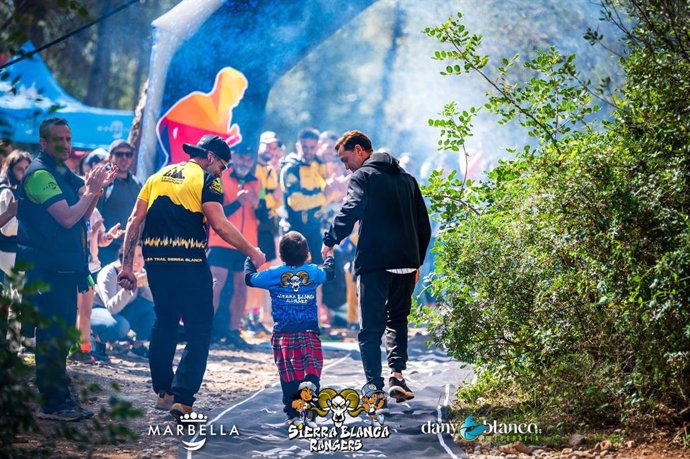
[321,243,334,261]
[250,246,266,268]
[118,268,137,292]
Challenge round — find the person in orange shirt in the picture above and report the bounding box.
[208,147,260,349]
[247,131,284,334]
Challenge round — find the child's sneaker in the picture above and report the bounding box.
[388,376,414,403]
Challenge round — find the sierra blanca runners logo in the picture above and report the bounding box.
[288,384,391,452]
[147,411,239,452]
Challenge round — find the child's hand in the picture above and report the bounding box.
[105,223,125,242]
[136,271,148,287]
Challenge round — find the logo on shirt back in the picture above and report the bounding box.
[280,271,313,292]
[162,166,185,184]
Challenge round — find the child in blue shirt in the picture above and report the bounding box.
[244,231,334,423]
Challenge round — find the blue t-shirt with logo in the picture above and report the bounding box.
[244,256,335,333]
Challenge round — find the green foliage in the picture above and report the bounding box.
[422,1,690,428]
[0,268,142,455]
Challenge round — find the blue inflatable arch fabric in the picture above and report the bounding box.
[138,0,375,178]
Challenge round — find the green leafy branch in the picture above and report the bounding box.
[424,12,600,158]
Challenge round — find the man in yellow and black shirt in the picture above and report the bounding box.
[117,135,265,420]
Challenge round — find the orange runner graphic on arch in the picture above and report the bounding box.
[156,67,248,165]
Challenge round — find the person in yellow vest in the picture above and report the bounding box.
[247,131,284,334]
[208,147,261,349]
[280,128,340,326]
[256,131,283,226]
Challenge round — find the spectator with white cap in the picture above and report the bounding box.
[246,131,285,334]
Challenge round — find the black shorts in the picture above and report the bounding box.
[207,247,246,272]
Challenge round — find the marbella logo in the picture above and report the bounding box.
[147,411,239,452]
[288,383,391,452]
[421,416,542,443]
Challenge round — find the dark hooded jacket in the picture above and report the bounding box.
[323,152,431,275]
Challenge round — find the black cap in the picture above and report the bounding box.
[182,135,232,162]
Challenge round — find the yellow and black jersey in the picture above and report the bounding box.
[280,155,328,226]
[138,161,223,265]
[255,162,280,216]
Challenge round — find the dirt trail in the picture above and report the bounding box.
[12,331,689,459]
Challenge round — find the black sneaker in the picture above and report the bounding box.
[93,342,109,362]
[68,350,96,365]
[388,376,415,403]
[130,345,149,359]
[252,321,272,336]
[37,400,93,422]
[224,330,253,350]
[65,397,95,420]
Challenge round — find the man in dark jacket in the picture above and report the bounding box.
[321,130,431,402]
[17,117,116,421]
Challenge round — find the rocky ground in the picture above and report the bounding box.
[11,331,689,458]
[454,435,689,459]
[13,335,280,458]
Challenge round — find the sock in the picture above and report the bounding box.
[80,342,92,353]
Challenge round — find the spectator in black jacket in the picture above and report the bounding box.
[321,130,431,403]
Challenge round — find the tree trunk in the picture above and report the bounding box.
[85,1,114,107]
[374,0,404,147]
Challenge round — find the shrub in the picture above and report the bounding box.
[421,0,690,427]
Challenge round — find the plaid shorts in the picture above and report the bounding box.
[271,331,323,383]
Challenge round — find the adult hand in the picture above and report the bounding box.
[246,188,260,208]
[7,199,17,216]
[118,268,137,291]
[250,247,266,268]
[321,243,334,261]
[102,165,119,187]
[236,189,249,204]
[85,164,117,194]
[415,269,420,284]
